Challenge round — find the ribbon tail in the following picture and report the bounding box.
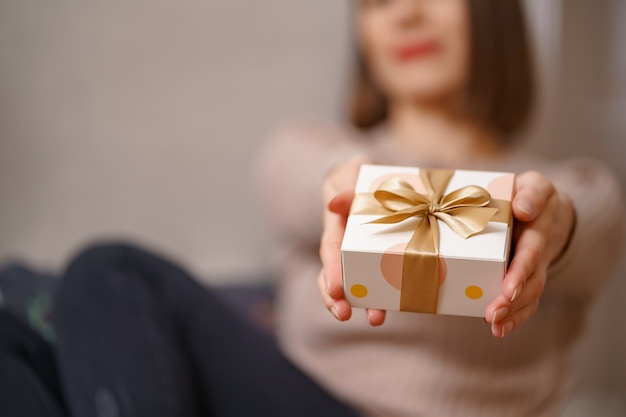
[400,214,440,313]
[366,204,429,224]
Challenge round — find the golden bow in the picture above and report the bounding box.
[351,168,500,313]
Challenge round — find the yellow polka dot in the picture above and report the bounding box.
[465,285,483,300]
[350,284,368,298]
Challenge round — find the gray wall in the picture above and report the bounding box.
[0,0,351,280]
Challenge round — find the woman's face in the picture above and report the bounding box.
[358,0,470,105]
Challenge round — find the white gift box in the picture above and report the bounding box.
[341,165,515,317]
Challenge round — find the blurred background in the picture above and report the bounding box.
[0,0,624,414]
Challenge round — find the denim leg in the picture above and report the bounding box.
[53,244,202,417]
[53,243,359,417]
[0,309,67,417]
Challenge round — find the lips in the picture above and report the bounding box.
[396,41,439,61]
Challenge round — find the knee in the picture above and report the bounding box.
[68,241,142,269]
[55,241,147,309]
[64,240,160,280]
[54,240,197,321]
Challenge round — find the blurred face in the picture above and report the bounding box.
[358,0,470,105]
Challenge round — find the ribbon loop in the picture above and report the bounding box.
[373,178,430,212]
[440,185,492,210]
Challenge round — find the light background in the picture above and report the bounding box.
[0,0,624,413]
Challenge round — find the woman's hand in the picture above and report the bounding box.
[486,171,576,338]
[318,155,387,326]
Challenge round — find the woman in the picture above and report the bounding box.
[52,1,624,417]
[257,0,623,416]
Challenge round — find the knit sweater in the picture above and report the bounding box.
[256,119,625,417]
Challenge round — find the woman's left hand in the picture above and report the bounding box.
[485,171,575,338]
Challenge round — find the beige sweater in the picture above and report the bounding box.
[256,119,625,417]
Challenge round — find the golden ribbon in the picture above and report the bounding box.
[351,168,508,313]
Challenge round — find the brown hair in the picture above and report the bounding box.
[348,0,535,140]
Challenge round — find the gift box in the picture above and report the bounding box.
[341,165,515,317]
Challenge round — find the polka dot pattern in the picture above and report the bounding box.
[350,284,368,298]
[464,285,483,300]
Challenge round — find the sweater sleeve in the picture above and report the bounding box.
[255,118,367,247]
[543,157,625,302]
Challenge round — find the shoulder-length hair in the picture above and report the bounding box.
[348,0,535,141]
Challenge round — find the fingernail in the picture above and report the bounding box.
[501,321,514,338]
[330,306,342,321]
[516,198,534,217]
[511,285,521,302]
[491,307,509,324]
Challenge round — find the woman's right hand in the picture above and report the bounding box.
[317,155,387,326]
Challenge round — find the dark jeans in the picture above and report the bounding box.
[53,243,359,417]
[0,309,67,417]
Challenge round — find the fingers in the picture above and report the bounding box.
[513,171,555,222]
[320,193,387,326]
[485,226,548,338]
[504,225,548,302]
[367,309,386,326]
[488,281,541,338]
[487,271,545,340]
[328,190,355,215]
[485,172,558,337]
[513,171,574,264]
[317,271,352,321]
[320,195,353,300]
[319,155,384,326]
[490,298,540,338]
[318,270,387,325]
[319,236,345,300]
[319,180,353,318]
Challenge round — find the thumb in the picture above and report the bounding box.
[328,190,355,216]
[513,171,555,222]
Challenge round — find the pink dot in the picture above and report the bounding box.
[380,242,447,290]
[487,174,515,200]
[379,242,405,290]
